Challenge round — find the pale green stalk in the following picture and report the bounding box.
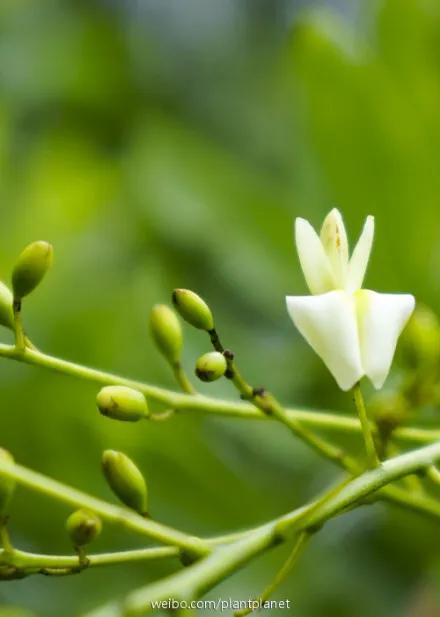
[0,343,435,445]
[353,383,380,468]
[234,531,310,617]
[2,546,178,573]
[82,441,440,617]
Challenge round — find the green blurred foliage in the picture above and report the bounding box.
[0,0,440,615]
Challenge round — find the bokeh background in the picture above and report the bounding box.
[1,0,440,615]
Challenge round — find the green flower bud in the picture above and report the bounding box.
[172,289,214,331]
[150,304,183,364]
[401,305,440,368]
[0,282,14,330]
[66,509,102,547]
[11,241,53,301]
[0,448,15,516]
[195,352,227,382]
[97,386,149,422]
[102,450,148,515]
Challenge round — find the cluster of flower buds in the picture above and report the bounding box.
[102,450,148,516]
[64,451,148,554]
[149,288,228,387]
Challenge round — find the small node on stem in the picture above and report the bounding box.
[149,304,183,364]
[195,352,227,382]
[11,241,53,301]
[66,509,102,550]
[102,450,148,516]
[0,448,15,517]
[172,289,214,331]
[97,386,149,422]
[179,537,209,566]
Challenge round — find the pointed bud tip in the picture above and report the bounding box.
[12,241,54,300]
[172,289,214,331]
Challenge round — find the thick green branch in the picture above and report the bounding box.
[84,441,440,617]
[1,345,439,525]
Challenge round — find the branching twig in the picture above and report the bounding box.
[82,442,440,617]
[0,343,435,445]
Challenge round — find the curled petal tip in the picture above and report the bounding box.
[347,215,375,292]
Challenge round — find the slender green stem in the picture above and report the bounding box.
[12,301,25,351]
[0,459,209,557]
[1,546,178,576]
[353,383,380,469]
[0,343,435,445]
[234,532,310,617]
[0,522,13,554]
[84,441,440,617]
[211,338,354,471]
[0,344,438,523]
[172,362,196,395]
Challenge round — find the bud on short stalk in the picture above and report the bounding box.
[172,289,214,331]
[66,509,102,548]
[195,352,227,382]
[0,448,15,516]
[149,304,183,364]
[11,241,53,302]
[97,386,149,422]
[102,450,148,515]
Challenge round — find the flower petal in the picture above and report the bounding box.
[286,291,364,391]
[347,216,374,292]
[320,208,349,287]
[356,290,415,389]
[295,218,336,295]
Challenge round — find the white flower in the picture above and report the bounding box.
[286,209,415,391]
